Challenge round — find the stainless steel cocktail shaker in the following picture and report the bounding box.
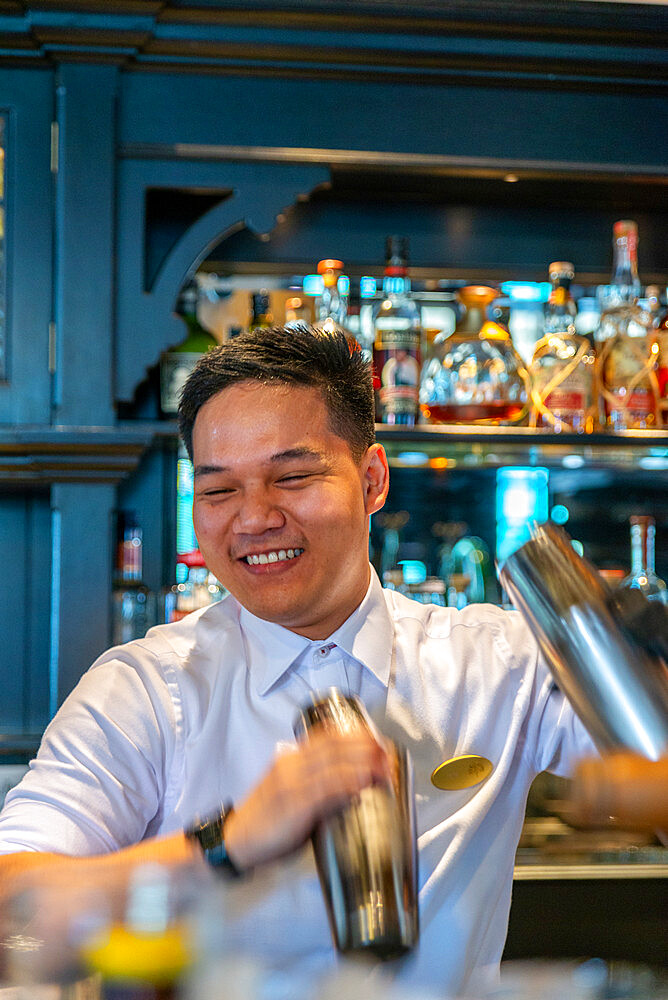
[498,521,668,760]
[295,689,419,960]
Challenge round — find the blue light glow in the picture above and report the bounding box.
[337,275,350,295]
[360,276,377,298]
[496,467,549,564]
[400,560,427,585]
[550,504,570,525]
[500,281,551,303]
[176,455,197,556]
[302,274,324,296]
[396,451,429,466]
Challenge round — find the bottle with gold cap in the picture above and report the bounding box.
[528,261,596,432]
[419,285,528,425]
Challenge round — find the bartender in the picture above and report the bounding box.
[0,326,595,996]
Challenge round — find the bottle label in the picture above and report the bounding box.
[599,331,658,428]
[607,387,655,420]
[529,338,593,429]
[373,329,420,420]
[656,331,668,400]
[160,351,201,415]
[534,366,590,419]
[544,388,586,416]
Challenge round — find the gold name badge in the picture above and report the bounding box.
[431,754,493,791]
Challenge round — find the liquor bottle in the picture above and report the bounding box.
[163,549,226,623]
[112,511,154,645]
[284,295,311,329]
[619,515,668,604]
[372,236,421,425]
[649,287,668,425]
[419,286,527,424]
[528,262,596,433]
[81,863,192,999]
[249,291,273,331]
[595,220,659,431]
[645,285,667,328]
[314,258,348,333]
[160,282,218,417]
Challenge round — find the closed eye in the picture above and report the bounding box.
[200,486,235,497]
[277,471,320,485]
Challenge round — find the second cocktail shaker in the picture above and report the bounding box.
[498,521,668,760]
[295,689,419,960]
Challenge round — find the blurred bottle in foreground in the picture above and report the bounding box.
[619,514,668,604]
[529,262,596,433]
[595,220,659,431]
[81,864,192,999]
[373,236,421,426]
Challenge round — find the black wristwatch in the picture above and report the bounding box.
[185,802,243,877]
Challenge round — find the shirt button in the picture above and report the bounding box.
[318,646,330,658]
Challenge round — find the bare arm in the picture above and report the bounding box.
[0,728,390,903]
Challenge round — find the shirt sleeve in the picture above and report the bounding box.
[0,646,177,856]
[526,654,599,777]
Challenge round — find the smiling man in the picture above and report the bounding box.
[190,378,384,638]
[0,326,595,996]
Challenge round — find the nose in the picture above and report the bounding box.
[232,487,286,535]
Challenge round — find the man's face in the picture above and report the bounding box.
[191,381,389,639]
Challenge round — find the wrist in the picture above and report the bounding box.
[184,803,245,878]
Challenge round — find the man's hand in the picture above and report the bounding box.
[224,727,393,871]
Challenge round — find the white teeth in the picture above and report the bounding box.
[245,548,304,565]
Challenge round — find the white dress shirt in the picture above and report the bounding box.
[0,568,595,996]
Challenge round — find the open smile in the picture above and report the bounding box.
[242,548,305,566]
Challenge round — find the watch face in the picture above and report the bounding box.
[197,814,224,851]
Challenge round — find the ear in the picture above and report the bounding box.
[361,444,390,516]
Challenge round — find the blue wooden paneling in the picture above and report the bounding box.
[0,492,51,733]
[50,482,115,705]
[53,63,117,426]
[0,68,54,425]
[118,71,668,171]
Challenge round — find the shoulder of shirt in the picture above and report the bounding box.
[380,586,536,650]
[91,595,240,674]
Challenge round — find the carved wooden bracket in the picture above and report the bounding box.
[115,157,330,403]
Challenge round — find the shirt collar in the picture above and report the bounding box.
[238,567,393,696]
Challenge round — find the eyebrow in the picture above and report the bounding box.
[193,447,326,479]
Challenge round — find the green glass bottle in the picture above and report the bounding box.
[160,282,218,417]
